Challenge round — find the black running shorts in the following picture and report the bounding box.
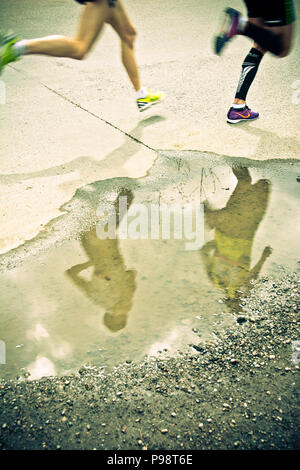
[244,0,296,26]
[75,0,117,7]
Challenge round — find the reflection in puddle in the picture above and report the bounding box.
[66,190,136,333]
[67,228,136,333]
[0,156,299,380]
[27,356,57,381]
[201,167,271,312]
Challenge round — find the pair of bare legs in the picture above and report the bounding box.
[23,0,141,91]
[234,17,294,105]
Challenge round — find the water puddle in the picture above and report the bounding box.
[1,152,299,380]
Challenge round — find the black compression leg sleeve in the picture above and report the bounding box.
[235,47,264,101]
[243,22,284,56]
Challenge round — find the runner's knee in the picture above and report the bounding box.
[278,46,290,58]
[72,40,89,60]
[272,34,288,57]
[122,27,137,48]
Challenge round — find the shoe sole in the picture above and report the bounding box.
[227,116,259,124]
[138,96,164,112]
[214,36,227,55]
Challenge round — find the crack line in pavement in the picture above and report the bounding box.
[9,65,156,153]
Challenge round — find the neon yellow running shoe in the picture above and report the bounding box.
[136,89,164,112]
[0,33,21,75]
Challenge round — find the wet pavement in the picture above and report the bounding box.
[1,152,299,382]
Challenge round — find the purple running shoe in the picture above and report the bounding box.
[214,7,241,55]
[227,105,259,124]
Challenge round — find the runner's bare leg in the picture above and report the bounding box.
[107,1,141,91]
[24,0,111,59]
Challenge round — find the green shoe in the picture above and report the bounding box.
[0,33,21,75]
[136,89,164,112]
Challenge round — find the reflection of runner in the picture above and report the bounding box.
[214,1,296,123]
[66,189,136,331]
[0,0,163,111]
[200,167,272,312]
